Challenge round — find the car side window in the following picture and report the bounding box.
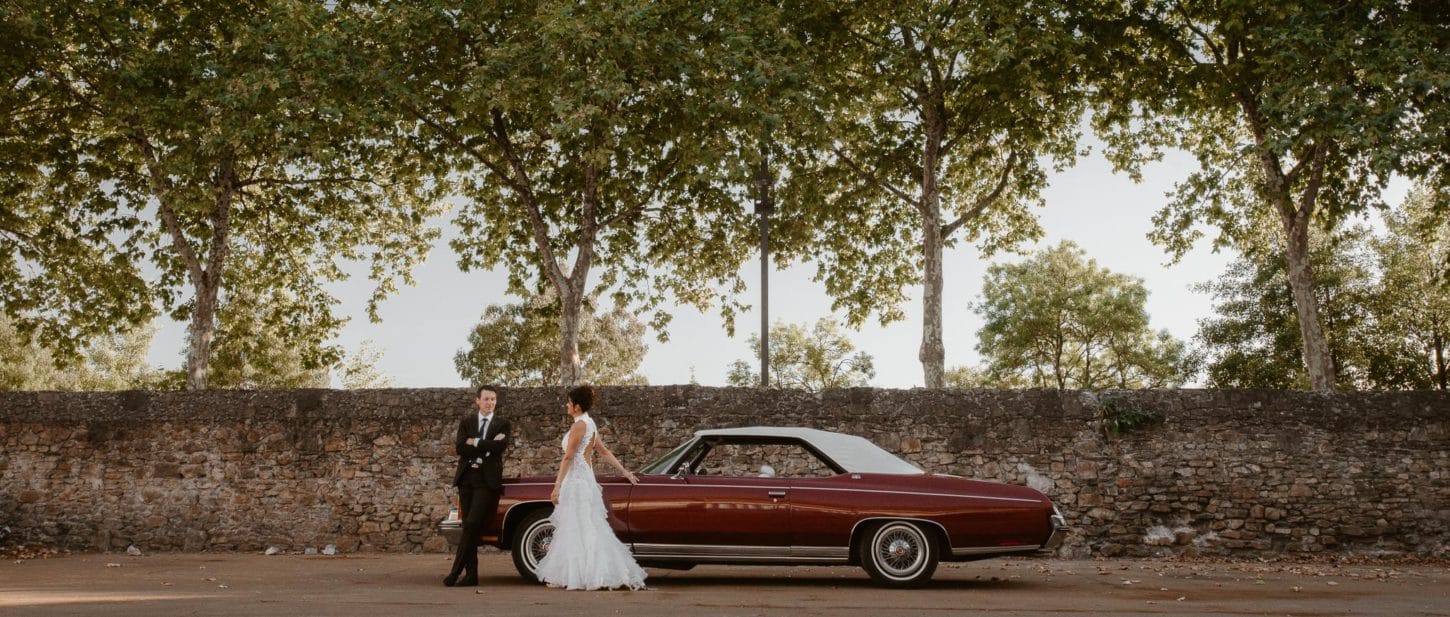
[694,442,837,478]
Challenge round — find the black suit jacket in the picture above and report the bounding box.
[453,412,511,489]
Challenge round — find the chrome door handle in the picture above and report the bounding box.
[767,491,786,499]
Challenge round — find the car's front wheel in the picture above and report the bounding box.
[510,508,554,583]
[857,520,939,588]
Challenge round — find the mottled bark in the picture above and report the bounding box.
[1280,212,1334,390]
[557,287,584,387]
[1239,92,1336,391]
[137,134,234,390]
[917,94,946,388]
[1433,332,1447,391]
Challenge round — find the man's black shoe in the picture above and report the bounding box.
[456,574,479,587]
[443,571,461,587]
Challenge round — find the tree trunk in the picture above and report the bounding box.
[1433,331,1446,391]
[142,143,235,390]
[918,97,946,388]
[557,286,584,386]
[186,281,220,389]
[1279,213,1335,390]
[554,148,599,387]
[1240,94,1336,391]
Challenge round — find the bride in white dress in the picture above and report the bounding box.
[535,384,648,590]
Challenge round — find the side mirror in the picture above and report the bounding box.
[670,463,690,480]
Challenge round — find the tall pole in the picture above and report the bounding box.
[759,204,770,386]
[754,139,774,387]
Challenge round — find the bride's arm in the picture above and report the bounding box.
[594,433,639,485]
[551,422,587,504]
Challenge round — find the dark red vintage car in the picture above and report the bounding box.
[439,427,1067,587]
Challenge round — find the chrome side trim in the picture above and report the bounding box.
[792,485,1043,504]
[513,479,1040,505]
[792,545,850,559]
[951,544,1041,557]
[630,482,789,491]
[637,555,848,564]
[632,543,792,557]
[630,543,849,563]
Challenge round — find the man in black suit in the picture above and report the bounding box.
[444,384,511,587]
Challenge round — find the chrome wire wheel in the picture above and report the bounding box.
[859,521,938,587]
[876,526,925,576]
[521,518,554,572]
[510,509,554,582]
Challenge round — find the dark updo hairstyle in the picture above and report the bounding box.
[566,384,596,412]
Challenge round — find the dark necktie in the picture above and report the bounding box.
[477,416,490,463]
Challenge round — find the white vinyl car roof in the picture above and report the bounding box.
[694,426,925,475]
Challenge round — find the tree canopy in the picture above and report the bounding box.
[0,314,166,391]
[1198,185,1450,390]
[727,318,875,391]
[3,0,443,388]
[356,0,770,386]
[454,293,648,388]
[4,0,1446,393]
[973,242,1197,389]
[779,0,1090,387]
[1092,0,1450,390]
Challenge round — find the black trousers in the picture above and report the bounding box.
[450,478,501,576]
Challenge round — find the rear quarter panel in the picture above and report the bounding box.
[790,474,1054,551]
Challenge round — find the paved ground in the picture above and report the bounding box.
[2,552,1446,616]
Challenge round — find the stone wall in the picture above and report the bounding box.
[1,387,1446,558]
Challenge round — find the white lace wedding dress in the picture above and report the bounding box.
[535,414,647,590]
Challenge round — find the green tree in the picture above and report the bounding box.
[689,0,843,275]
[359,0,755,386]
[338,340,393,390]
[454,294,648,387]
[974,242,1196,389]
[788,0,1089,387]
[205,285,333,390]
[5,1,443,389]
[1092,0,1450,390]
[1,2,154,359]
[943,364,1028,389]
[727,318,875,391]
[1366,185,1449,389]
[0,314,167,390]
[1198,185,1449,391]
[1195,227,1379,389]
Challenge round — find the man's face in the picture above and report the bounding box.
[475,390,497,415]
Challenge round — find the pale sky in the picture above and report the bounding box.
[142,138,1408,388]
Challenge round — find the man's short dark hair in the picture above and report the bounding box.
[475,384,498,399]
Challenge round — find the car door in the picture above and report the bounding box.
[788,473,879,551]
[625,439,791,556]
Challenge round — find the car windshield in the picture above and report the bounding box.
[639,437,698,474]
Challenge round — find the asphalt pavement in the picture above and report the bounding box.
[2,552,1446,616]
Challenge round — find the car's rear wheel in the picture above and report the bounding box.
[510,508,554,583]
[857,520,939,588]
